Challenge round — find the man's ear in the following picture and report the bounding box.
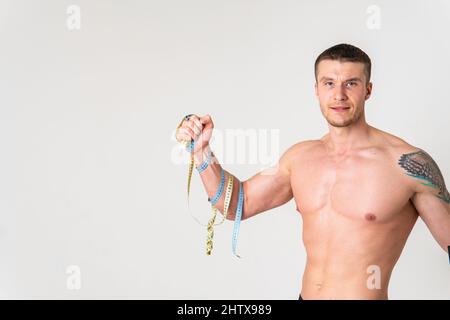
[314,82,318,97]
[365,82,373,100]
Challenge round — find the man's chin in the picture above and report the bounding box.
[326,119,354,128]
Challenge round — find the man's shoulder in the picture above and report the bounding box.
[375,129,422,157]
[278,140,323,173]
[282,130,426,162]
[282,139,322,159]
[375,130,429,190]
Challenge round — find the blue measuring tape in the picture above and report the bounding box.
[232,181,244,258]
[209,169,225,205]
[184,138,244,257]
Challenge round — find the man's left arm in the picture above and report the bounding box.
[398,149,450,253]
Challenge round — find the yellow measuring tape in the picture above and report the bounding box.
[183,138,234,255]
[206,173,234,255]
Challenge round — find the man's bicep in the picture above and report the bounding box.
[411,191,450,252]
[242,155,293,220]
[399,148,450,251]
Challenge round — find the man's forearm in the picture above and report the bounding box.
[193,145,242,220]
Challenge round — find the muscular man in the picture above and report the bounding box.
[175,44,450,300]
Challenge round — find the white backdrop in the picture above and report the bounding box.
[0,0,449,299]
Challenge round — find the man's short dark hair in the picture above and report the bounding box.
[314,43,371,84]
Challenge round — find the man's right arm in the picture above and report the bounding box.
[194,144,294,221]
[176,113,294,220]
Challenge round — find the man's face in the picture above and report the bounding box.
[315,60,372,128]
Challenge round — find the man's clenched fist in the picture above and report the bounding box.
[176,114,214,154]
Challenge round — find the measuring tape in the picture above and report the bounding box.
[232,181,244,258]
[184,139,243,257]
[206,172,234,255]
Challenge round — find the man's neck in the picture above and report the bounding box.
[322,120,373,156]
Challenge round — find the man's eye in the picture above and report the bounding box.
[324,82,333,87]
[346,81,357,87]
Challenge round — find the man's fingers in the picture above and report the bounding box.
[182,118,202,136]
[182,114,208,130]
[192,117,203,130]
[178,127,196,141]
[193,124,201,136]
[188,115,203,134]
[177,132,192,142]
[185,127,197,140]
[177,114,211,144]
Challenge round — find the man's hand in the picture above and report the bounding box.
[176,114,214,154]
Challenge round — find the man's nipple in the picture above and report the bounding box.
[365,213,377,221]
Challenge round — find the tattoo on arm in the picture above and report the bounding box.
[398,150,450,204]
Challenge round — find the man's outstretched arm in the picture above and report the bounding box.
[195,142,295,221]
[399,149,450,253]
[176,114,295,221]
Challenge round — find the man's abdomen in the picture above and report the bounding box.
[299,204,418,300]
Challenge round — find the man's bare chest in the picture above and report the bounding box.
[290,151,415,223]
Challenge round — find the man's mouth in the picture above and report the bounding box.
[330,106,350,112]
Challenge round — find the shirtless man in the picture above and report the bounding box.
[175,44,450,300]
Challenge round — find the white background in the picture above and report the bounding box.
[0,0,449,299]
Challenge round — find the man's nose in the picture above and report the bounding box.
[333,85,348,101]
